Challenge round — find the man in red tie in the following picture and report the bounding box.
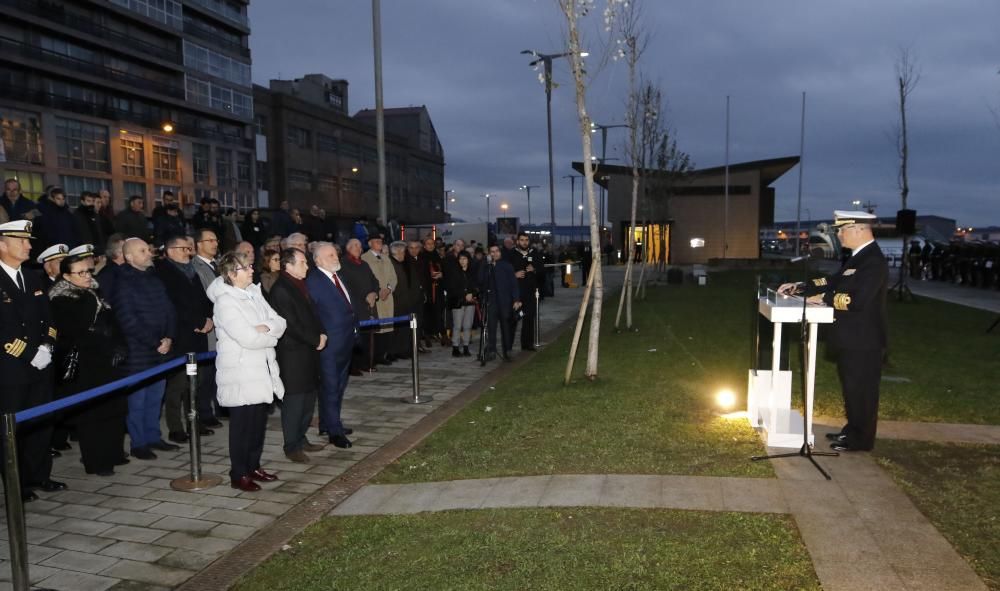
[305,243,358,449]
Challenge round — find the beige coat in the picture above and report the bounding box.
[361,249,398,333]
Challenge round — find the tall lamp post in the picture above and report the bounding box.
[519,185,540,225]
[590,122,628,229]
[483,193,492,226]
[521,49,588,227]
[578,203,584,226]
[562,174,581,225]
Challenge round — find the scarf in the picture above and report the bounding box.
[170,258,197,280]
[281,271,311,301]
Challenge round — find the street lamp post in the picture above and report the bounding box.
[483,193,492,226]
[562,174,581,225]
[578,203,584,226]
[522,49,588,227]
[590,122,628,228]
[519,185,540,225]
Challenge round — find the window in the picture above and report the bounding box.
[254,114,268,135]
[186,0,246,25]
[215,147,232,187]
[193,143,210,183]
[0,109,44,165]
[317,174,338,193]
[40,36,96,63]
[183,41,251,87]
[0,169,45,200]
[185,75,252,118]
[317,133,338,153]
[255,161,269,191]
[340,141,360,158]
[287,169,312,191]
[154,185,178,206]
[362,147,377,163]
[287,126,310,148]
[109,0,182,28]
[341,177,360,193]
[185,75,210,107]
[56,117,109,172]
[59,175,110,205]
[217,189,236,208]
[152,138,179,181]
[124,181,147,200]
[236,152,252,189]
[119,132,145,177]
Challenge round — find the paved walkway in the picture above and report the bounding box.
[334,422,989,591]
[815,415,1000,445]
[0,269,624,591]
[907,279,1000,314]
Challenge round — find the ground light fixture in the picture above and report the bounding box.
[715,388,736,410]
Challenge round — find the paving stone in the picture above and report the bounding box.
[156,548,222,571]
[107,580,172,591]
[659,475,725,511]
[26,543,63,564]
[24,512,63,529]
[100,525,168,544]
[274,480,323,495]
[147,502,211,519]
[538,474,606,507]
[599,475,663,508]
[98,484,157,499]
[200,508,274,528]
[48,490,109,506]
[47,477,111,493]
[244,500,292,516]
[49,517,113,536]
[374,481,449,515]
[427,478,502,511]
[48,533,116,553]
[0,560,62,584]
[237,489,303,504]
[49,503,113,520]
[39,549,120,574]
[98,497,161,512]
[153,532,238,555]
[100,559,195,587]
[99,541,173,563]
[720,477,788,513]
[331,484,404,516]
[480,476,552,509]
[101,510,163,527]
[147,515,214,534]
[210,523,257,541]
[34,569,119,591]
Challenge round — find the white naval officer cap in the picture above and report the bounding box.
[67,244,95,258]
[832,210,877,227]
[0,220,34,239]
[36,243,69,264]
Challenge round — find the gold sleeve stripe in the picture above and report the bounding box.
[4,339,27,358]
[48,327,58,338]
[812,278,827,287]
[833,293,852,311]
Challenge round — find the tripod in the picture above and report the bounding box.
[477,269,493,366]
[752,260,838,480]
[889,235,916,302]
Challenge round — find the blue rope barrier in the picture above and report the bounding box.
[357,315,411,328]
[15,352,216,424]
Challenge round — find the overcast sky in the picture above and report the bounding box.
[249,0,1000,228]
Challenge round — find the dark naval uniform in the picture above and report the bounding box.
[801,240,888,450]
[508,246,539,350]
[1,242,58,496]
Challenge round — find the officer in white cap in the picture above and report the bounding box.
[37,243,69,291]
[0,220,66,501]
[67,244,95,259]
[779,209,888,452]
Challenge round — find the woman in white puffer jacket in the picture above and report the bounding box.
[206,251,287,492]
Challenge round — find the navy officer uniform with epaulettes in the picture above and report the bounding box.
[796,210,888,452]
[506,235,539,351]
[0,220,66,502]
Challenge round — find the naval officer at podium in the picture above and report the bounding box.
[778,210,888,452]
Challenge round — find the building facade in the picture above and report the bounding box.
[0,0,255,213]
[254,74,445,228]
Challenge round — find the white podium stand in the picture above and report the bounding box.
[747,292,833,448]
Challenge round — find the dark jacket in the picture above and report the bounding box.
[445,263,479,309]
[34,197,80,252]
[153,213,186,247]
[74,206,107,256]
[270,209,295,238]
[390,257,422,316]
[478,259,519,310]
[0,265,55,391]
[154,259,211,355]
[114,209,151,241]
[266,273,324,395]
[241,218,268,251]
[96,262,121,301]
[112,264,176,372]
[338,255,380,321]
[0,194,37,221]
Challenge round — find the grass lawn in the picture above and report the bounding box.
[874,440,1000,590]
[376,272,774,484]
[233,508,821,591]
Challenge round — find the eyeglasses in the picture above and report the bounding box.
[236,264,254,271]
[167,246,194,251]
[69,269,94,276]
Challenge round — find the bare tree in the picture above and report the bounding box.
[559,0,626,383]
[891,47,920,300]
[613,0,648,331]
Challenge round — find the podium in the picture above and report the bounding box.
[747,290,833,448]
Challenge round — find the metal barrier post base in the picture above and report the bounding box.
[170,474,223,491]
[401,313,432,404]
[401,394,434,405]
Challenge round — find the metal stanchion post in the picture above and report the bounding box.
[534,288,541,348]
[402,314,433,404]
[171,353,222,491]
[3,413,30,591]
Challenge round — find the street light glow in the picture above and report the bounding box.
[715,389,736,410]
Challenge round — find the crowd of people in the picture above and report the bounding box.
[1,181,557,500]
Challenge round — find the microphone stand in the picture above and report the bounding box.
[752,254,838,479]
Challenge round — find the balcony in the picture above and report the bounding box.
[183,19,250,58]
[0,0,183,63]
[0,35,185,99]
[184,0,249,28]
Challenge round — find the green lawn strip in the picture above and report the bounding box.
[377,274,773,484]
[808,294,1000,424]
[874,440,1000,590]
[233,508,821,591]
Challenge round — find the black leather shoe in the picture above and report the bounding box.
[825,433,848,443]
[29,479,67,492]
[198,425,215,436]
[343,428,353,436]
[131,447,157,460]
[52,442,72,451]
[201,418,223,428]
[330,434,353,449]
[114,456,130,466]
[830,442,853,452]
[49,449,61,458]
[22,490,38,503]
[168,431,189,444]
[150,439,180,451]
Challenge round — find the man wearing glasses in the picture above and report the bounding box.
[778,210,889,453]
[191,229,223,426]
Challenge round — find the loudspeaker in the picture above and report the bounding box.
[896,209,916,235]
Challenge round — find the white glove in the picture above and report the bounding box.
[30,346,52,370]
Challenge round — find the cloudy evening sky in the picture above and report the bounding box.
[250,0,1000,229]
